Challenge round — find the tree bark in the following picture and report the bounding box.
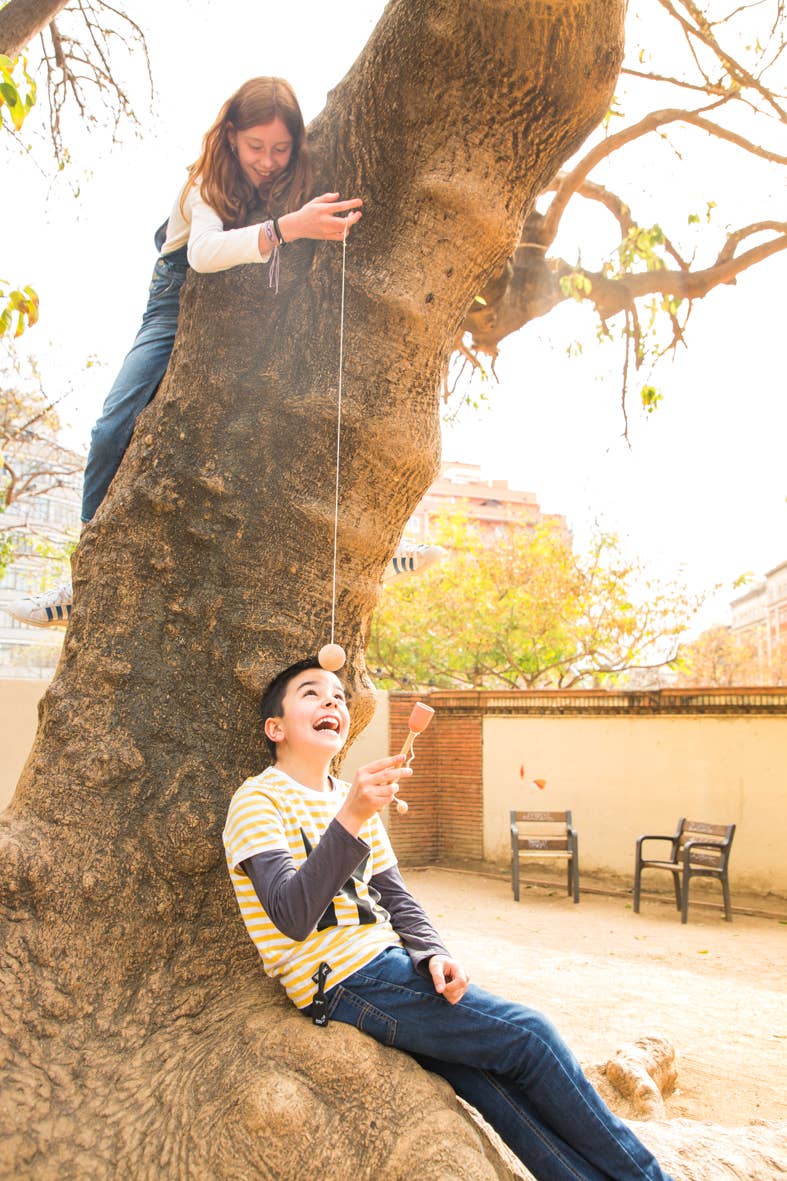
[0,0,69,58]
[0,1,625,1176]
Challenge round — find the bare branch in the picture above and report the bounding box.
[32,0,153,163]
[716,219,787,261]
[620,66,730,95]
[539,99,731,246]
[681,110,787,163]
[657,0,787,121]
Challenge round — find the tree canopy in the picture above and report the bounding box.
[369,513,703,690]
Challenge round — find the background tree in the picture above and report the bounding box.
[370,513,702,690]
[0,345,81,578]
[674,623,787,685]
[0,3,638,1179]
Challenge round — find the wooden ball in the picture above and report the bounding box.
[318,643,346,672]
[394,798,409,815]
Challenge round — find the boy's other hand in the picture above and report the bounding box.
[429,955,470,1004]
[336,755,413,836]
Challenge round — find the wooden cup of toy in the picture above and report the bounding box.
[393,701,435,815]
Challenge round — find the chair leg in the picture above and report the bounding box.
[681,871,690,923]
[572,855,580,904]
[511,855,519,903]
[566,857,572,899]
[633,861,642,913]
[722,875,733,922]
[671,871,682,912]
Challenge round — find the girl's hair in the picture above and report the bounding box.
[183,77,312,229]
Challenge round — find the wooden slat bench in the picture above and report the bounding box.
[509,810,580,904]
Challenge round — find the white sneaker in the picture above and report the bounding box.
[2,580,73,627]
[382,542,446,584]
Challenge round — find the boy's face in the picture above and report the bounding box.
[265,668,350,759]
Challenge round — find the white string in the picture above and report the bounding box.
[329,225,348,645]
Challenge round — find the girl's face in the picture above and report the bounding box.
[228,116,294,189]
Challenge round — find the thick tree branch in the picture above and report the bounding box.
[577,228,787,315]
[462,222,787,356]
[0,0,69,58]
[547,176,635,237]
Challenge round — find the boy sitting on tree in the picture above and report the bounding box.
[223,658,673,1181]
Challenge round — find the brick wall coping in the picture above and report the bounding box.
[390,687,787,716]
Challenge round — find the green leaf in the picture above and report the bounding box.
[0,82,19,107]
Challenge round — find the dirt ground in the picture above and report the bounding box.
[404,866,787,1128]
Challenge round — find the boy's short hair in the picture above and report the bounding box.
[260,656,346,761]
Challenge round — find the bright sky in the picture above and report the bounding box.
[5,0,786,635]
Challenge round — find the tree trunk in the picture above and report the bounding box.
[0,2,625,1176]
[0,0,69,58]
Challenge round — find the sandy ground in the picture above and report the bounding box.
[403,866,787,1128]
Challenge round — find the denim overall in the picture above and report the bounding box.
[80,222,188,522]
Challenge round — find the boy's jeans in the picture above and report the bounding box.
[310,946,672,1181]
[81,247,188,522]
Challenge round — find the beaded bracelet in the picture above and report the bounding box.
[262,220,281,294]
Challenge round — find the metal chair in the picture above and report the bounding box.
[510,810,580,903]
[633,817,736,923]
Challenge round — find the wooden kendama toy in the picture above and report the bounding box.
[392,701,435,815]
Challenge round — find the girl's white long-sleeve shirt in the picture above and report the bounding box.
[160,181,273,274]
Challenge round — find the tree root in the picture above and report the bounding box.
[602,1033,678,1119]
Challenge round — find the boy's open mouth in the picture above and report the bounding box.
[314,717,340,733]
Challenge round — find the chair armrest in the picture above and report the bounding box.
[636,834,678,854]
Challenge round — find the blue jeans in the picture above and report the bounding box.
[81,247,188,521]
[310,947,672,1181]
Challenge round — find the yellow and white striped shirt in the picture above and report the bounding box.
[223,766,401,1008]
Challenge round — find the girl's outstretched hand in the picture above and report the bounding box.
[280,192,363,243]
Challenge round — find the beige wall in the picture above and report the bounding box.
[483,714,787,895]
[0,678,49,811]
[341,691,390,782]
